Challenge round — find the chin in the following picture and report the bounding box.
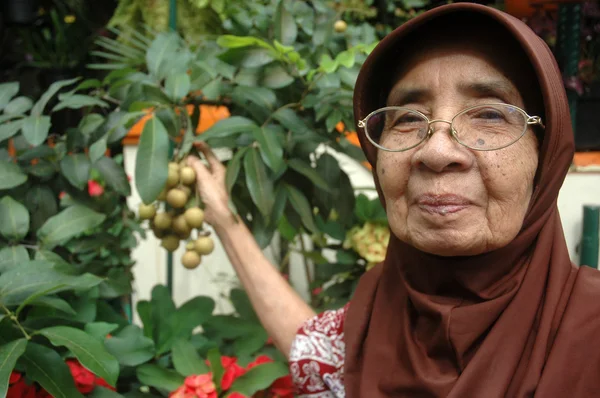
[414,240,486,257]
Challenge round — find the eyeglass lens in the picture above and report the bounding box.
[366,104,528,151]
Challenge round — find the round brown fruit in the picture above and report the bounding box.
[169,162,180,171]
[161,235,180,252]
[157,189,168,201]
[180,166,196,185]
[186,241,195,250]
[153,213,172,230]
[179,185,192,197]
[166,189,188,208]
[182,251,201,269]
[184,207,204,228]
[138,203,156,220]
[194,236,215,255]
[166,168,179,188]
[152,227,166,239]
[334,20,347,33]
[172,215,191,235]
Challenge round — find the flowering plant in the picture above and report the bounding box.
[169,355,294,398]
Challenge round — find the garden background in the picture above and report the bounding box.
[0,0,599,397]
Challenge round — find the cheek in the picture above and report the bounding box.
[376,153,411,200]
[479,139,538,204]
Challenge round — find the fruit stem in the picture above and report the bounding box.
[1,304,31,340]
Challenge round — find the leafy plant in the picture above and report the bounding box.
[0,78,139,397]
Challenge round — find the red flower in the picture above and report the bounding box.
[36,389,53,398]
[170,385,196,398]
[66,359,115,394]
[9,372,21,384]
[268,375,295,398]
[58,191,66,200]
[247,355,273,369]
[7,377,36,398]
[187,374,217,398]
[312,287,323,296]
[87,180,104,197]
[220,356,246,391]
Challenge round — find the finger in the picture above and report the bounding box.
[187,156,212,182]
[197,142,225,175]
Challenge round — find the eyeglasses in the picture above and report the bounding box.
[357,103,545,152]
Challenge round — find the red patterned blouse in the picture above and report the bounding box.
[288,303,349,397]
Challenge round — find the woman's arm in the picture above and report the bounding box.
[187,144,316,357]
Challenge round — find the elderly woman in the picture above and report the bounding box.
[188,3,600,397]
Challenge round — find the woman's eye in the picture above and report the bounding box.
[472,110,505,121]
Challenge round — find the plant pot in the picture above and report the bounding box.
[3,0,39,25]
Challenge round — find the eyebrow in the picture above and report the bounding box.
[457,80,518,102]
[385,80,519,107]
[386,88,430,107]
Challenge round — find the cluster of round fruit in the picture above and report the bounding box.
[138,161,215,269]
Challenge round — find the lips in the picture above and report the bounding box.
[416,194,471,215]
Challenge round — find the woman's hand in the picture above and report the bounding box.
[186,143,236,231]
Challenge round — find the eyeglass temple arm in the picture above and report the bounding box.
[527,115,545,129]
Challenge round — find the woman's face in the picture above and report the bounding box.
[377,46,539,256]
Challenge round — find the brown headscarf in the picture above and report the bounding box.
[345,3,600,397]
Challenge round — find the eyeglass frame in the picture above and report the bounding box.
[357,103,545,152]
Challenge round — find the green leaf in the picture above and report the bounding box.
[88,386,125,397]
[165,73,191,101]
[244,148,274,218]
[0,246,29,272]
[78,114,105,136]
[196,116,257,142]
[225,147,249,193]
[284,184,318,233]
[38,326,119,386]
[156,296,215,355]
[32,77,80,116]
[0,260,102,306]
[272,108,311,137]
[288,158,331,192]
[29,296,76,315]
[37,205,106,249]
[4,96,33,115]
[0,161,27,190]
[178,113,195,160]
[252,125,284,174]
[274,0,297,45]
[136,364,184,392]
[95,156,131,196]
[135,116,169,204]
[52,95,109,112]
[0,339,27,397]
[60,154,91,190]
[228,361,289,396]
[229,288,258,322]
[262,64,294,89]
[216,35,272,49]
[21,342,84,398]
[146,33,180,80]
[104,325,155,367]
[89,137,107,163]
[0,119,24,143]
[233,328,268,357]
[21,115,51,146]
[207,348,224,392]
[335,50,355,69]
[0,196,29,240]
[84,323,119,340]
[0,82,19,111]
[232,86,276,110]
[172,339,209,376]
[136,300,153,339]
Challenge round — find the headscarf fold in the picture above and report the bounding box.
[345,3,600,397]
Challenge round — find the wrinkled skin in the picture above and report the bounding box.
[377,44,540,256]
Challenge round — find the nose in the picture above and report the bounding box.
[412,120,474,173]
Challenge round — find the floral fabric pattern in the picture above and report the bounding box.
[289,304,348,398]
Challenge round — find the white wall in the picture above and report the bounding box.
[123,146,600,321]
